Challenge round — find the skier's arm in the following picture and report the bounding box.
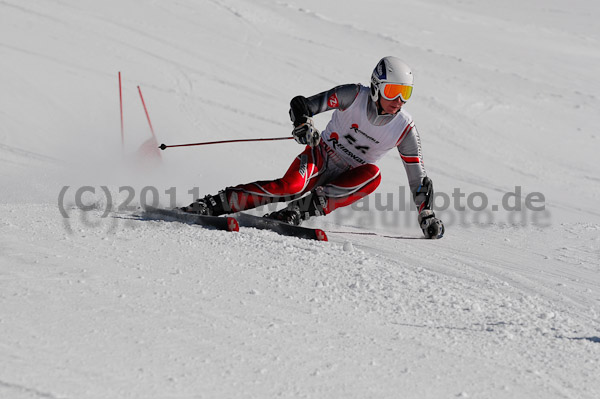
[397,124,428,209]
[397,125,444,239]
[289,84,360,126]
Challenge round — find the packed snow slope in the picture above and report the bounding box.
[1,0,599,398]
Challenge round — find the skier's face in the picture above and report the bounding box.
[379,96,405,115]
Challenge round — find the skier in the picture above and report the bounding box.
[182,56,444,239]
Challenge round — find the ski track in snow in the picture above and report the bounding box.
[1,0,600,398]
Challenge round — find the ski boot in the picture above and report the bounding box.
[180,191,229,216]
[264,205,303,226]
[264,191,326,226]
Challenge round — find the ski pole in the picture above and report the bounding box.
[158,136,294,150]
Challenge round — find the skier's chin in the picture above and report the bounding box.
[379,98,404,115]
[384,106,401,115]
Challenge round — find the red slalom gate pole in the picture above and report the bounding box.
[158,136,294,150]
[137,85,157,140]
[118,72,124,148]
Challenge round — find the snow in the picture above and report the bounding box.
[1,0,599,398]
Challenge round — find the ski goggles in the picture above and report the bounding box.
[380,83,413,102]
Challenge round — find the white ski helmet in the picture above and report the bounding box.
[370,56,414,102]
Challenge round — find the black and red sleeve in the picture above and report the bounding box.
[289,84,360,126]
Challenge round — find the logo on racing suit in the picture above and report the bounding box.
[327,93,339,108]
[350,124,380,144]
[328,132,340,149]
[298,154,308,177]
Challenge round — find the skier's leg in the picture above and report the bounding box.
[318,163,381,213]
[226,145,324,212]
[182,145,324,215]
[266,163,381,224]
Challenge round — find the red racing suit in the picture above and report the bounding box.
[224,84,430,216]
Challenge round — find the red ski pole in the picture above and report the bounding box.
[158,136,294,150]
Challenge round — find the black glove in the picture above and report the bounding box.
[292,117,321,147]
[289,96,311,127]
[418,209,445,239]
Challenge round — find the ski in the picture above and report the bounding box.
[142,207,326,241]
[143,206,239,232]
[235,212,328,241]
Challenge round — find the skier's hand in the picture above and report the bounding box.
[418,209,445,239]
[292,116,321,147]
